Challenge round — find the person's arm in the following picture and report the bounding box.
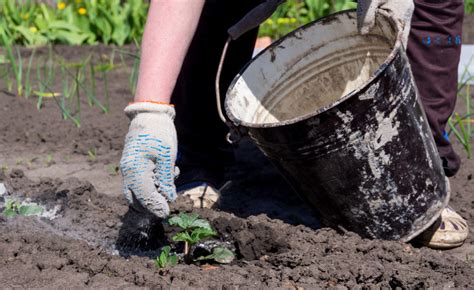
[135,0,205,103]
[120,0,205,219]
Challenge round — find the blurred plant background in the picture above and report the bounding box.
[258,0,357,39]
[467,0,474,15]
[0,0,148,46]
[0,0,473,157]
[1,0,473,46]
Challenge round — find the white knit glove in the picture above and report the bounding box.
[120,102,178,218]
[357,0,414,47]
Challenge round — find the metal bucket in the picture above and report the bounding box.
[225,11,448,241]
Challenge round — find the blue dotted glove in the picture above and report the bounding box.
[120,102,178,218]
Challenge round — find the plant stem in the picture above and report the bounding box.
[103,69,109,113]
[24,49,35,98]
[184,241,189,256]
[89,57,97,107]
[75,66,82,127]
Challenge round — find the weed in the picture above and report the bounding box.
[2,198,43,218]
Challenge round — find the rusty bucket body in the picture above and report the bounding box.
[225,11,448,241]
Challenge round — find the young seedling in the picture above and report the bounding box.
[1,165,9,175]
[168,213,217,263]
[45,153,54,166]
[155,245,178,270]
[94,62,114,113]
[23,49,36,99]
[106,164,120,176]
[0,56,14,93]
[87,148,97,162]
[3,43,23,96]
[2,198,43,218]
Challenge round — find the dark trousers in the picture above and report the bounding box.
[172,0,464,180]
[407,0,464,176]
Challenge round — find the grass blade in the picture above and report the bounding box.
[24,49,36,98]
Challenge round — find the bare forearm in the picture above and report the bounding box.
[134,0,205,103]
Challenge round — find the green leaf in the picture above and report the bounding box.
[47,20,82,32]
[168,213,212,230]
[189,228,217,244]
[196,247,235,264]
[11,26,48,46]
[5,198,15,210]
[171,232,192,243]
[54,30,89,45]
[18,203,43,216]
[3,208,17,218]
[168,213,199,230]
[155,246,177,269]
[189,218,212,230]
[168,254,178,266]
[156,246,170,268]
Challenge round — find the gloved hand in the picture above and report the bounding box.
[357,0,414,47]
[120,102,178,218]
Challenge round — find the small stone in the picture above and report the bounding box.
[259,255,269,261]
[0,183,6,196]
[105,220,116,228]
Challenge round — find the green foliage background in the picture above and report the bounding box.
[0,0,148,46]
[0,0,473,46]
[258,0,357,39]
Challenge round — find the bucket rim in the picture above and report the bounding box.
[225,9,403,129]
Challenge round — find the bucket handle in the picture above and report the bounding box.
[215,0,286,144]
[215,37,244,145]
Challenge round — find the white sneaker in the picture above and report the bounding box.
[417,206,469,249]
[177,182,221,209]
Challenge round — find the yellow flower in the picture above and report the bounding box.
[75,0,82,3]
[290,18,297,24]
[265,19,274,25]
[21,13,29,20]
[29,26,38,33]
[57,2,66,10]
[78,7,87,15]
[277,18,290,25]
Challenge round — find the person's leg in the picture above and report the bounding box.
[406,0,464,177]
[171,0,261,189]
[407,0,468,248]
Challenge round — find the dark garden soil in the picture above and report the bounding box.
[0,45,473,288]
